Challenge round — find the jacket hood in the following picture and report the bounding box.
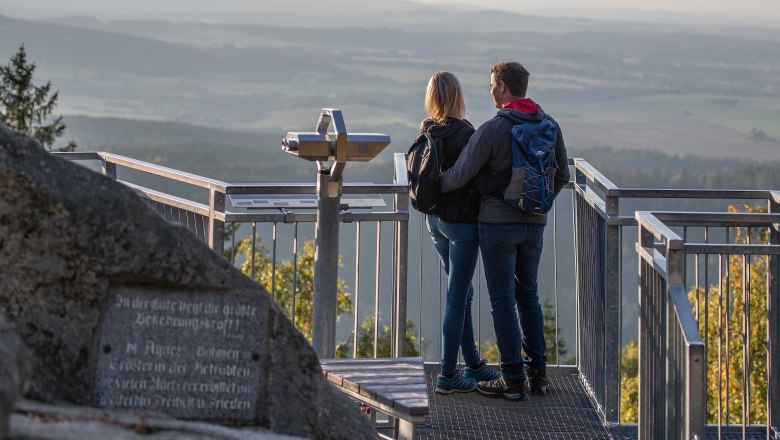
[497,98,545,124]
[421,117,473,138]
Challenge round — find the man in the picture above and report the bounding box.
[440,62,569,400]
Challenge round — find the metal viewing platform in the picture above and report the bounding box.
[55,112,780,439]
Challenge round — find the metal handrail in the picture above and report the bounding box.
[100,152,229,191]
[610,188,773,199]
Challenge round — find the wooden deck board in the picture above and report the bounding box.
[320,357,429,421]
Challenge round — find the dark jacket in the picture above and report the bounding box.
[421,117,477,223]
[440,100,570,225]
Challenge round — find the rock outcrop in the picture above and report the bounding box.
[0,313,32,439]
[0,125,375,439]
[9,400,305,440]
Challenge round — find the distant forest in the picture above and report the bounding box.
[571,146,780,190]
[64,115,780,193]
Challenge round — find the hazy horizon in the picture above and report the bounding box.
[1,0,779,29]
[420,0,780,26]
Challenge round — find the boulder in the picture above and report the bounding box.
[0,313,32,439]
[8,400,304,440]
[0,125,375,440]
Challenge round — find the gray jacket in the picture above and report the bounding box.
[440,104,570,225]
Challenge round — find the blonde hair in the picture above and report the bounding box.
[424,71,466,123]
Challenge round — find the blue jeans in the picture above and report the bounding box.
[479,223,547,381]
[426,215,481,376]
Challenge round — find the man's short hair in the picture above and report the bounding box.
[491,62,530,98]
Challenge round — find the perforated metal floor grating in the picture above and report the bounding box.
[413,364,775,439]
[415,364,613,440]
[708,433,772,439]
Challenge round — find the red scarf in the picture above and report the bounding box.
[503,98,538,114]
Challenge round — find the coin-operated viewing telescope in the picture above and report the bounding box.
[281,108,391,359]
[282,108,390,191]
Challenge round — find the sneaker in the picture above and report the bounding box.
[527,367,548,396]
[464,360,501,382]
[435,371,477,394]
[476,375,528,401]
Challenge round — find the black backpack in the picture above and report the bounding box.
[406,133,444,215]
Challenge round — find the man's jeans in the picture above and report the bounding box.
[426,215,481,375]
[479,222,547,381]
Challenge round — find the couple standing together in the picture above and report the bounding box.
[420,62,570,401]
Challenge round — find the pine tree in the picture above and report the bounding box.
[0,45,75,151]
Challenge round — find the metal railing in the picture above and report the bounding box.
[55,151,410,358]
[636,212,705,439]
[59,150,579,368]
[57,150,780,439]
[636,210,780,439]
[572,161,780,434]
[573,160,621,425]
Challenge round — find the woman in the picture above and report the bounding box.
[420,71,501,394]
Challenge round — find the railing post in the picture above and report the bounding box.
[687,342,706,440]
[666,243,683,440]
[312,166,341,359]
[393,153,409,357]
[102,160,117,180]
[769,192,780,436]
[637,221,662,440]
[575,164,586,373]
[604,191,621,424]
[669,282,706,440]
[208,187,225,254]
[668,231,704,440]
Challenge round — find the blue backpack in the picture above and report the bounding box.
[500,117,558,214]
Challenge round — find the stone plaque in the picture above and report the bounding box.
[93,286,265,421]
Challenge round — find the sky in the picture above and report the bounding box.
[1,0,779,27]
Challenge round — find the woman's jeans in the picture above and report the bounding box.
[479,222,547,381]
[426,215,481,375]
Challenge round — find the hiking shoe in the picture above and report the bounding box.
[527,367,549,396]
[476,375,528,401]
[464,360,501,382]
[435,371,477,394]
